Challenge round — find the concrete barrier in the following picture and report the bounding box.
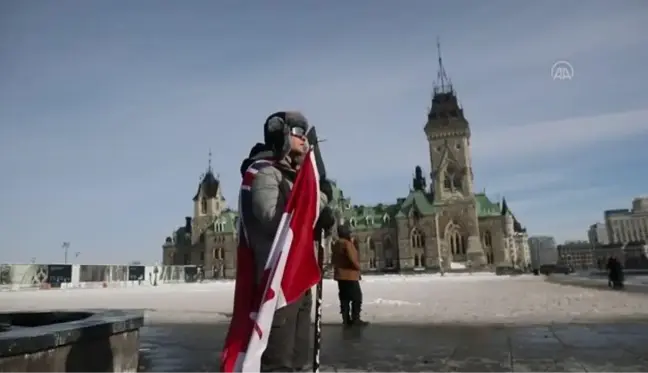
[0,310,144,372]
[0,263,200,292]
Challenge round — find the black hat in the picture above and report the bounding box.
[263,111,309,156]
[337,224,352,239]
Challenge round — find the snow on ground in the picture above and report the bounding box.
[3,274,648,325]
[450,262,466,270]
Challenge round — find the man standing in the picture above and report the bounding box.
[607,256,618,288]
[331,225,369,327]
[239,111,335,372]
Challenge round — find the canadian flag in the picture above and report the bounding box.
[221,149,322,372]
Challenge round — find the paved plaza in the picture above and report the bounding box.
[4,274,648,371]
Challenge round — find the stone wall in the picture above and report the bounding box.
[0,263,200,291]
[0,310,143,372]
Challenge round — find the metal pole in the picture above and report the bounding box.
[62,242,70,264]
[312,233,325,373]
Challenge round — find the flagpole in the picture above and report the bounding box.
[312,231,324,373]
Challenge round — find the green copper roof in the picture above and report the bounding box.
[176,188,504,241]
[395,190,436,218]
[475,193,500,217]
[214,209,239,233]
[339,203,397,229]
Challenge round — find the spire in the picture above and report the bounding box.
[434,37,453,94]
[207,148,213,173]
[425,37,466,134]
[501,197,510,216]
[193,148,220,202]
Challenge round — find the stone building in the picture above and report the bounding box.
[604,197,648,244]
[162,162,239,279]
[558,240,648,270]
[161,43,530,277]
[528,236,558,269]
[588,222,610,245]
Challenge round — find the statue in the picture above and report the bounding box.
[412,166,426,191]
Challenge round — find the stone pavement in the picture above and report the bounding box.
[138,318,648,372]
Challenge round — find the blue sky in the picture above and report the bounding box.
[1,0,647,264]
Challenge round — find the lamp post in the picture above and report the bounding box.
[62,242,70,264]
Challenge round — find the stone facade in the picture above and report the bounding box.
[557,240,648,270]
[162,167,239,279]
[161,48,530,278]
[604,197,648,244]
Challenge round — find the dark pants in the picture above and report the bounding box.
[337,280,363,319]
[261,289,312,372]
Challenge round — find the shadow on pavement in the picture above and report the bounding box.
[546,275,648,295]
[138,318,648,372]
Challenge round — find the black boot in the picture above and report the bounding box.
[351,301,369,327]
[340,302,352,327]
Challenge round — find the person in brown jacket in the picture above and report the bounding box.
[331,224,369,327]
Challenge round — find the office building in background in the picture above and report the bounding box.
[528,236,558,269]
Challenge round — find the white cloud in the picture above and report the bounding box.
[508,187,612,241]
[480,170,569,196]
[472,109,648,165]
[445,4,648,77]
[518,189,636,243]
[511,187,609,212]
[182,6,648,186]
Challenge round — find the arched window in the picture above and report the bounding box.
[367,237,376,269]
[212,248,224,260]
[213,219,226,233]
[445,221,467,257]
[483,230,494,264]
[383,236,394,268]
[487,248,495,265]
[411,228,425,249]
[453,172,463,190]
[349,218,356,228]
[411,229,426,269]
[444,175,452,190]
[450,231,467,255]
[383,214,390,224]
[444,164,463,192]
[200,198,208,214]
[484,231,492,248]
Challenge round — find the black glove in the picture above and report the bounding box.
[319,179,334,202]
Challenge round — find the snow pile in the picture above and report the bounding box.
[4,275,648,325]
[450,262,467,269]
[365,298,421,306]
[360,272,517,283]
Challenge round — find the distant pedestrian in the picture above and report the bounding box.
[331,224,369,327]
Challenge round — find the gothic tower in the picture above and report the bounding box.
[424,38,485,265]
[191,150,226,244]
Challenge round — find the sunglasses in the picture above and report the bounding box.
[290,127,307,138]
